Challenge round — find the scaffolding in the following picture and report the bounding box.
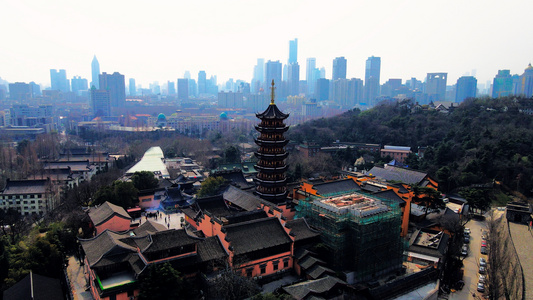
[296,191,405,283]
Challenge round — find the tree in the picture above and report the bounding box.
[208,268,260,300]
[197,176,226,198]
[459,188,491,212]
[138,262,184,300]
[411,185,445,218]
[131,171,159,191]
[224,145,241,163]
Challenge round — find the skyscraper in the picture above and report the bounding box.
[177,78,189,100]
[71,76,88,95]
[129,78,136,96]
[364,56,381,105]
[99,72,126,108]
[252,59,265,93]
[332,57,347,81]
[50,69,70,92]
[289,38,298,64]
[455,76,477,102]
[287,63,300,96]
[91,56,100,89]
[167,81,176,95]
[492,70,513,98]
[8,82,31,101]
[519,64,533,97]
[425,73,447,102]
[90,87,111,118]
[265,60,282,91]
[306,58,317,95]
[198,71,207,95]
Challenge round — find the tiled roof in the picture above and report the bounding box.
[286,218,320,242]
[368,165,428,185]
[0,179,48,195]
[88,202,131,226]
[43,160,92,172]
[225,210,268,225]
[223,186,262,211]
[307,264,335,280]
[143,229,200,253]
[80,230,136,267]
[256,103,289,119]
[223,217,292,255]
[372,189,406,206]
[196,195,233,217]
[133,220,167,236]
[299,255,325,270]
[3,272,63,300]
[213,170,252,188]
[197,236,228,262]
[282,276,345,299]
[312,179,361,196]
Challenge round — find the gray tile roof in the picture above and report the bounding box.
[223,217,292,255]
[133,220,167,236]
[223,185,262,211]
[307,264,335,280]
[197,236,228,262]
[0,179,48,195]
[282,276,345,299]
[298,255,325,270]
[80,230,136,267]
[88,201,131,226]
[312,179,361,196]
[368,165,428,185]
[286,218,320,242]
[3,272,63,300]
[143,229,200,253]
[372,189,406,206]
[43,160,92,172]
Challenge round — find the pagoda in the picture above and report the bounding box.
[254,80,290,202]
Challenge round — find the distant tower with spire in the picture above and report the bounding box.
[254,80,290,203]
[91,55,100,89]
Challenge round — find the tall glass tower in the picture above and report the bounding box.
[364,56,381,106]
[91,56,100,89]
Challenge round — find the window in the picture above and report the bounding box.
[246,268,253,277]
[273,261,279,271]
[260,264,266,274]
[283,259,290,268]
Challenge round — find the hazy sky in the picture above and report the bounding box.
[2,0,533,88]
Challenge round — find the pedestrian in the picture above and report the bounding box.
[167,223,170,229]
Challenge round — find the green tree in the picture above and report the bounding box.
[460,188,491,212]
[131,171,159,191]
[138,262,184,300]
[197,176,226,198]
[224,145,241,163]
[412,185,445,218]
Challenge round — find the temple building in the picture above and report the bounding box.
[254,80,290,203]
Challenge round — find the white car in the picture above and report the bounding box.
[464,228,471,234]
[479,274,486,284]
[479,257,487,267]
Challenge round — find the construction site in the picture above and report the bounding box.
[296,191,405,284]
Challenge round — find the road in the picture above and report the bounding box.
[449,218,488,300]
[508,221,533,300]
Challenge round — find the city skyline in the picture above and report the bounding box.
[2,0,533,87]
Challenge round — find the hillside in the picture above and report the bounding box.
[288,97,533,195]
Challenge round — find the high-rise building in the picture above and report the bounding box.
[492,70,513,98]
[91,56,100,89]
[71,76,88,94]
[8,82,32,101]
[519,64,533,97]
[289,38,298,64]
[364,56,381,105]
[332,57,347,80]
[218,91,243,108]
[331,78,363,108]
[265,60,282,92]
[90,87,111,118]
[198,71,207,95]
[252,59,265,93]
[455,76,477,102]
[425,73,447,102]
[315,78,330,101]
[177,79,189,100]
[254,80,289,203]
[99,72,126,108]
[188,79,197,98]
[167,81,176,95]
[381,79,403,98]
[129,78,136,96]
[50,69,70,92]
[29,82,41,97]
[287,63,300,96]
[306,58,317,95]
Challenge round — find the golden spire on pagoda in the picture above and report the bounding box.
[270,79,276,105]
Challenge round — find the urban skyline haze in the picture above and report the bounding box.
[2,0,533,87]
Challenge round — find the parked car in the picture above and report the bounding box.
[464,236,470,243]
[464,228,471,234]
[481,246,488,255]
[479,257,487,267]
[481,240,487,247]
[461,245,468,256]
[479,274,486,284]
[479,266,486,274]
[477,282,485,292]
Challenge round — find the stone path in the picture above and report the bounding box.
[66,255,94,300]
[508,221,533,300]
